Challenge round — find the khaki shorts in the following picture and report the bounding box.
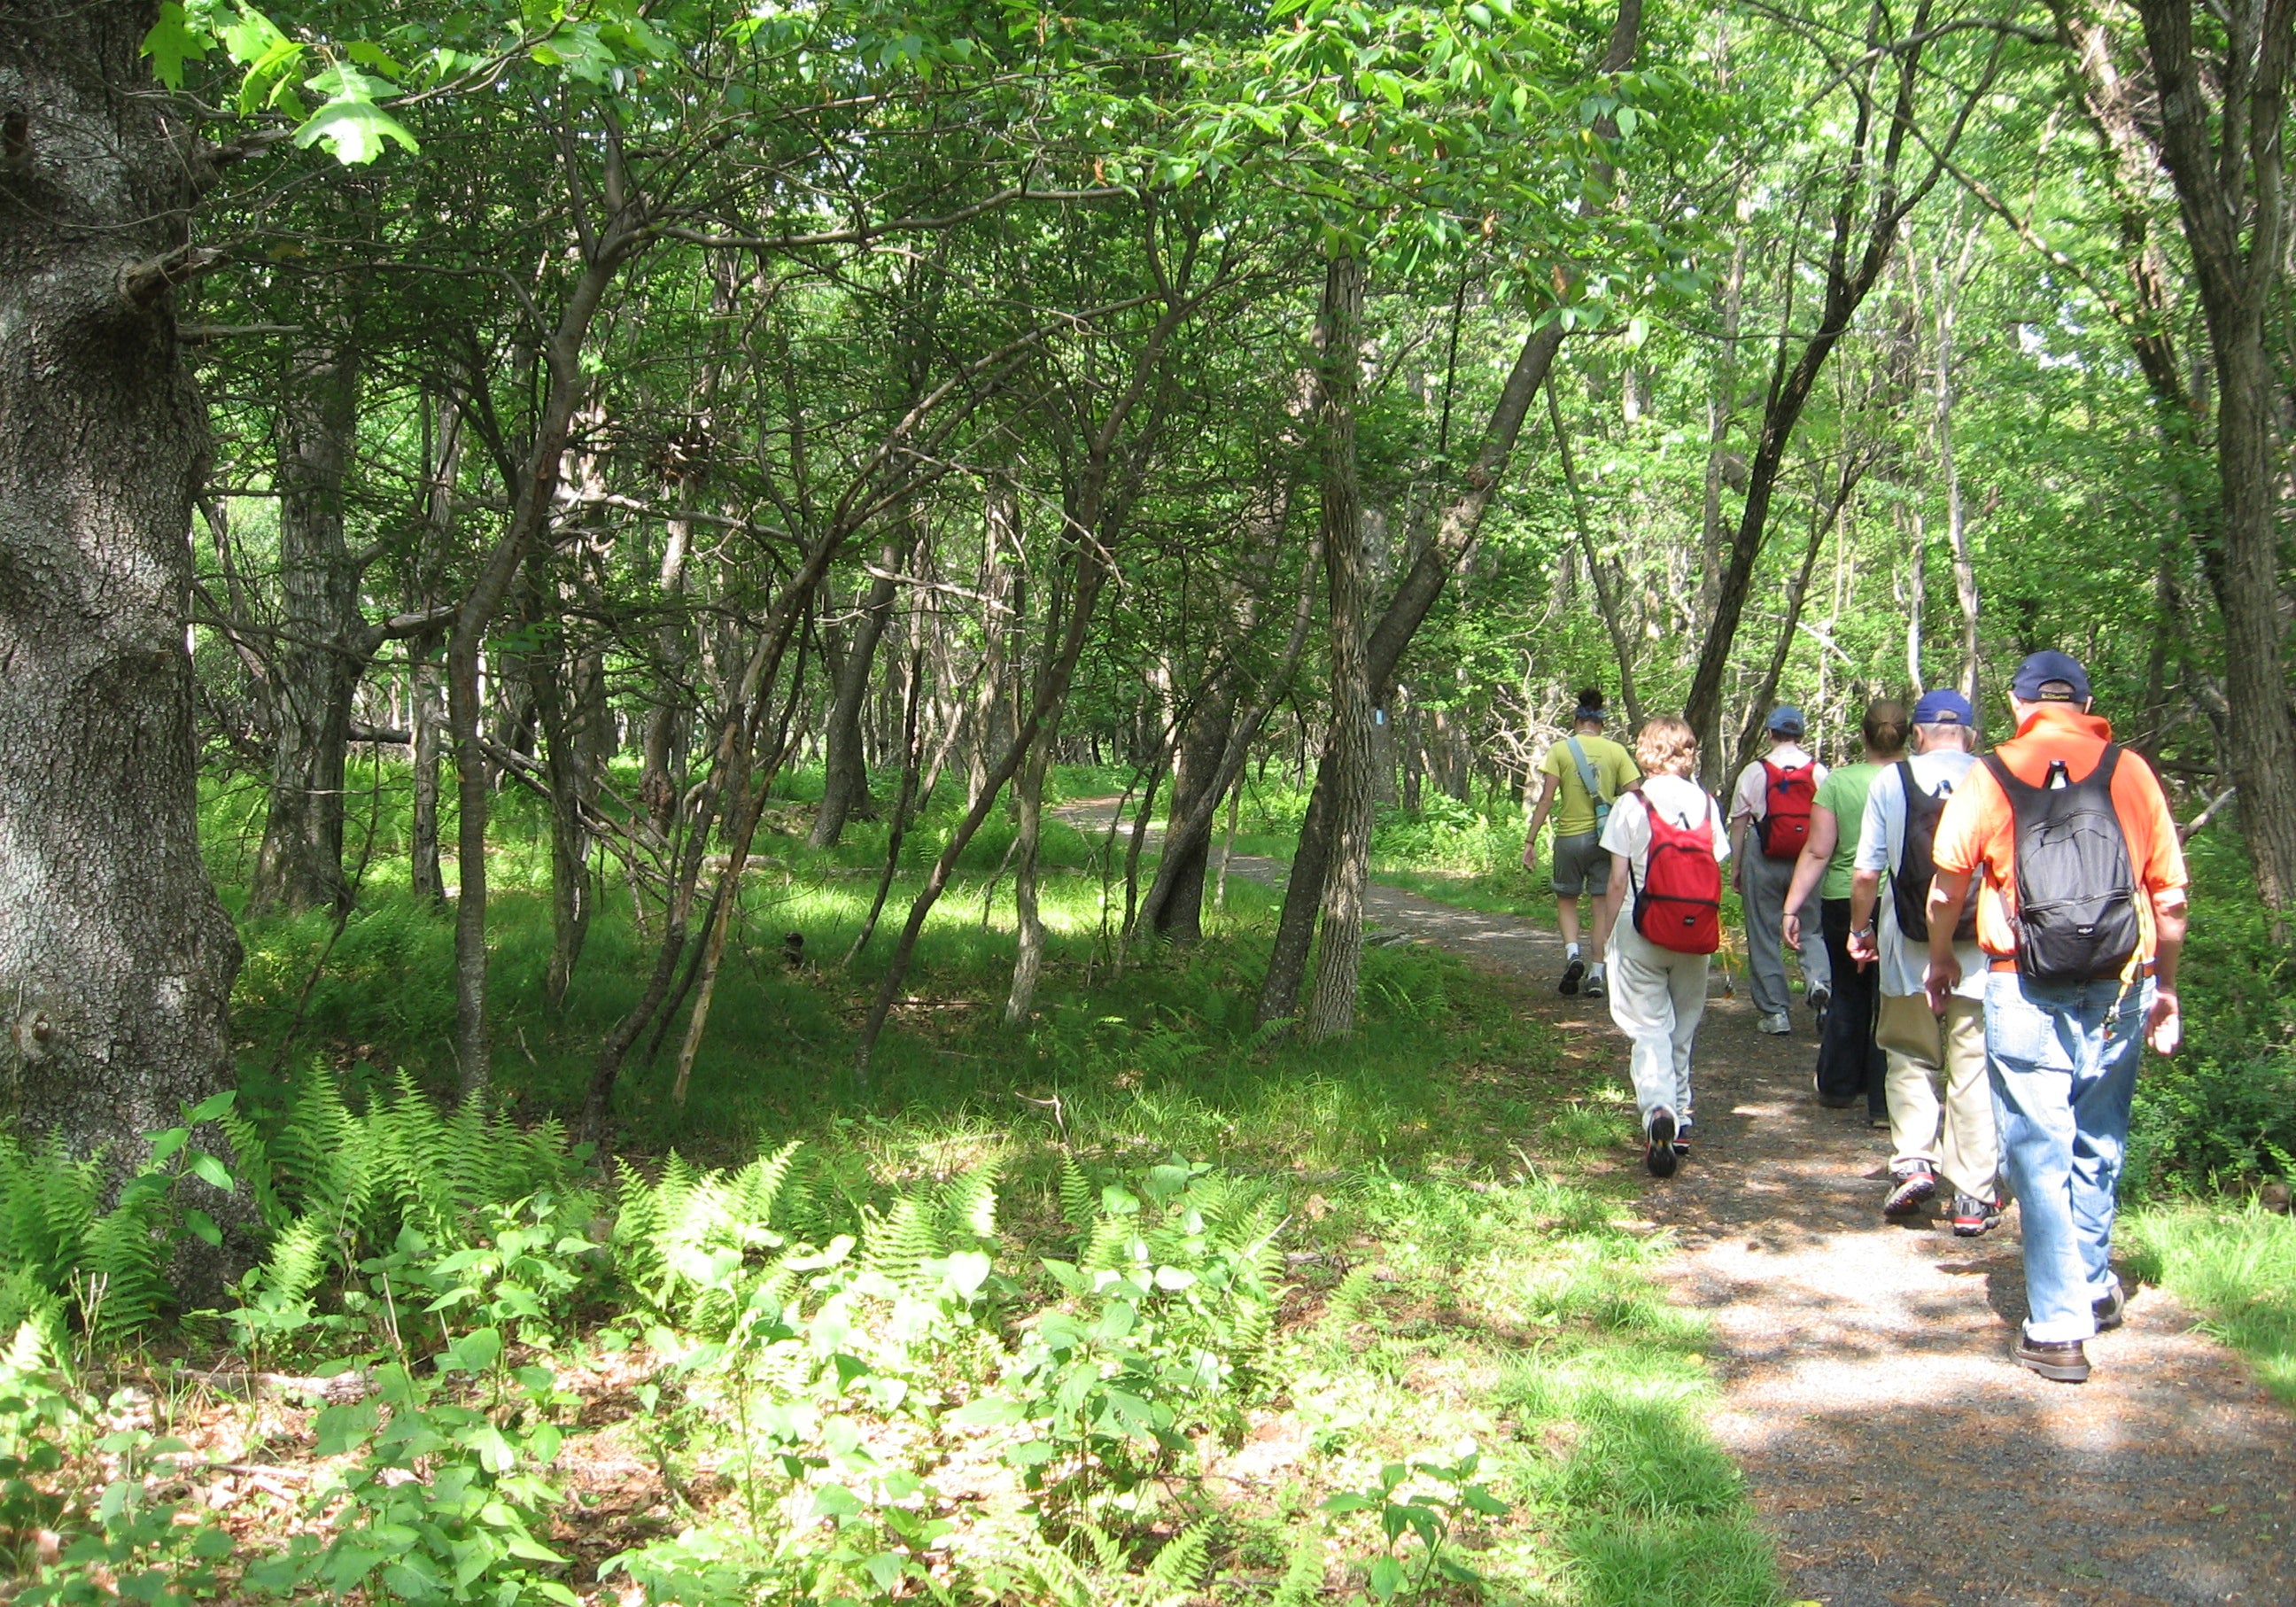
[1551,829,1612,897]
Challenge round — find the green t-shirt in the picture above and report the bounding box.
[1539,733,1640,838]
[1813,762,1882,901]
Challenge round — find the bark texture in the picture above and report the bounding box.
[0,4,242,1171]
[1303,255,1373,1042]
[250,333,367,914]
[2133,0,2296,913]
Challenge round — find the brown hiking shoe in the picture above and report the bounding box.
[2015,1337,2090,1383]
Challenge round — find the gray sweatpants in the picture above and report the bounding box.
[1738,844,1830,1017]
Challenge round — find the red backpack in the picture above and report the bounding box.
[1758,758,1815,859]
[1633,789,1723,954]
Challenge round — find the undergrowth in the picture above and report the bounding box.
[0,762,1784,1604]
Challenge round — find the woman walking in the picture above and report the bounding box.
[1597,716,1730,1176]
[1782,699,1912,1122]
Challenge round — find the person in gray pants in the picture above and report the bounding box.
[1728,707,1831,1035]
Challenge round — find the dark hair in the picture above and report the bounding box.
[1861,698,1911,757]
[1574,687,1604,711]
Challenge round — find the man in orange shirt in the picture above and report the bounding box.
[1925,651,2188,1385]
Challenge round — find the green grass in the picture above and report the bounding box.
[2124,1202,2296,1405]
[159,756,1792,1603]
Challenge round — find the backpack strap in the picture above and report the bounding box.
[1564,736,1608,809]
[1896,758,1920,872]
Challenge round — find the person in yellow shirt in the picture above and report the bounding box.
[1522,688,1641,999]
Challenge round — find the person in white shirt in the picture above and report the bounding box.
[1849,687,1999,1235]
[1598,716,1731,1178]
[1729,706,1832,1035]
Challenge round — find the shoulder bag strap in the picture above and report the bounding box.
[1564,736,1606,806]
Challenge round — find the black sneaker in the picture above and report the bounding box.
[1808,984,1831,1020]
[1559,954,1586,996]
[1645,1108,1679,1178]
[2093,1280,2126,1332]
[1883,1164,1937,1217]
[2015,1337,2090,1383]
[1950,1194,2001,1237]
[1583,970,1607,1001]
[1672,1121,1692,1158]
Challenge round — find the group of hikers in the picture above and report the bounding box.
[1520,652,2189,1384]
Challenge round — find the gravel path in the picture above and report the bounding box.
[1073,809,2296,1605]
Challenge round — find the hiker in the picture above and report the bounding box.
[1522,687,1641,1000]
[1782,699,1910,1124]
[1596,715,1728,1179]
[1728,707,1832,1035]
[1926,651,2187,1385]
[1847,688,2000,1233]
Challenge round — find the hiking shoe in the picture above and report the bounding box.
[1645,1108,1679,1178]
[1882,1163,1937,1217]
[1808,984,1831,1020]
[1583,970,1607,1001]
[1950,1194,2001,1237]
[1559,954,1586,996]
[1672,1121,1692,1158]
[1758,1012,1792,1036]
[2015,1337,2090,1383]
[2093,1279,2126,1333]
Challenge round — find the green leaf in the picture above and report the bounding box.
[148,1128,189,1166]
[182,1208,222,1247]
[945,1396,1025,1427]
[184,1090,236,1123]
[291,98,418,166]
[1368,1555,1406,1601]
[141,5,211,92]
[188,1153,233,1192]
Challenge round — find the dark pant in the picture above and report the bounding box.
[1818,897,1886,1114]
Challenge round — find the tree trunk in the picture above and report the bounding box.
[410,642,446,902]
[1155,695,1233,943]
[640,499,694,837]
[1305,254,1373,1042]
[1004,738,1052,1027]
[810,535,904,848]
[2132,0,2296,912]
[0,4,241,1222]
[249,333,368,915]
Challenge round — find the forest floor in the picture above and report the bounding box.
[1074,804,2296,1607]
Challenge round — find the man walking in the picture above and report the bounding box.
[1849,688,1998,1232]
[1524,687,1639,999]
[1926,652,2187,1384]
[1729,706,1831,1034]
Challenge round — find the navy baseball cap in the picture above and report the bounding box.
[2010,650,2091,703]
[1912,687,1974,726]
[1765,705,1805,736]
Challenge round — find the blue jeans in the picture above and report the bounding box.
[1983,969,2151,1342]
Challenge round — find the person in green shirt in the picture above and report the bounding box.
[1522,687,1641,998]
[1781,699,1911,1122]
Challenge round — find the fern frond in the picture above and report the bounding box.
[1144,1523,1208,1595]
[1059,1155,1097,1234]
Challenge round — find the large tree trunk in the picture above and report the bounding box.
[1304,255,1373,1041]
[2133,0,2296,912]
[0,4,241,1195]
[810,535,904,848]
[250,333,368,915]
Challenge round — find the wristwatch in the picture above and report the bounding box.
[1851,925,1875,939]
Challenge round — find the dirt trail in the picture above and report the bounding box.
[1068,807,2295,1605]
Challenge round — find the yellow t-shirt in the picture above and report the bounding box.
[1540,733,1640,838]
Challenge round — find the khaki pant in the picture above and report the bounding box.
[1876,992,1997,1203]
[1606,924,1708,1128]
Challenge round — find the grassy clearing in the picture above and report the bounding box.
[0,762,1785,1604]
[2123,1203,2296,1405]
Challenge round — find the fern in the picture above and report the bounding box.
[858,1198,942,1298]
[1143,1522,1208,1595]
[1270,1529,1326,1607]
[1059,1155,1097,1235]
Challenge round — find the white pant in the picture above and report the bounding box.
[1607,923,1710,1127]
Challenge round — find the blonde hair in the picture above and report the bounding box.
[1635,715,1699,779]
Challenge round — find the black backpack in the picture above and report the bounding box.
[1981,745,2143,982]
[1893,760,1980,943]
